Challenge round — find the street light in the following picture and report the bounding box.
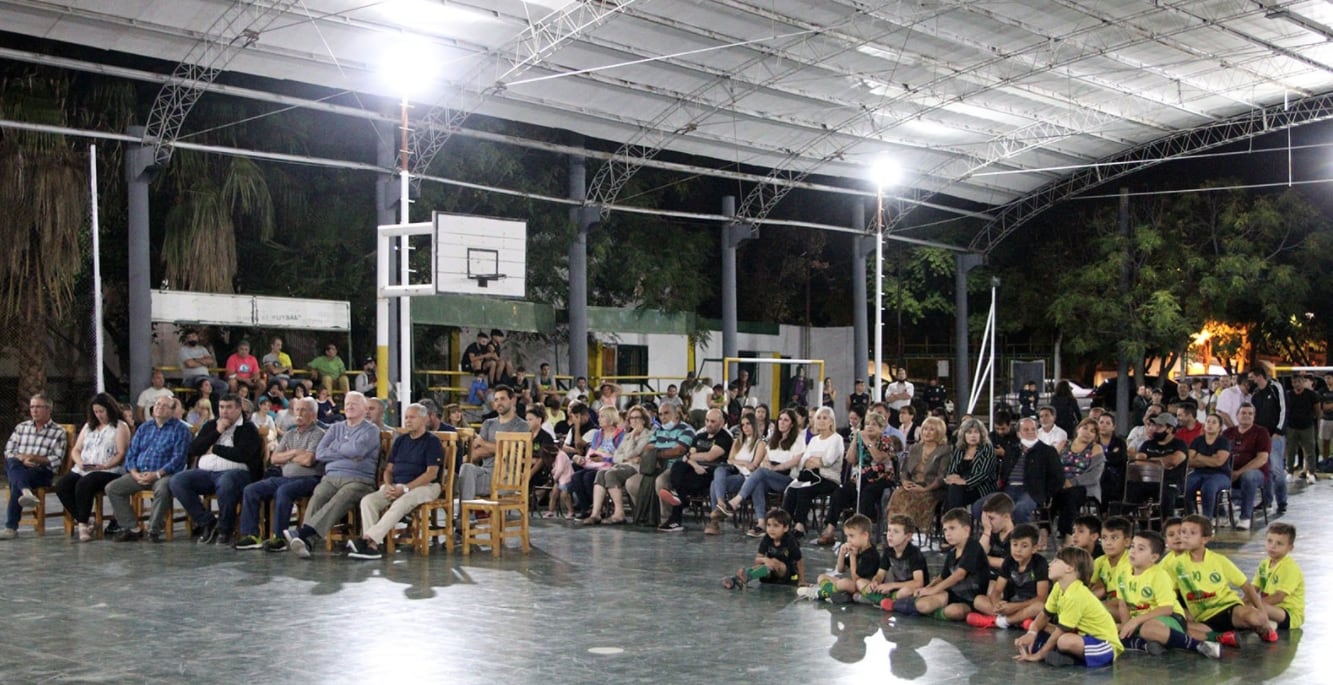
[869,156,899,402]
[377,39,438,419]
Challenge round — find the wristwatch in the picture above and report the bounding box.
[402,485,410,494]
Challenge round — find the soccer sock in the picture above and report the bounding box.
[893,598,920,616]
[1124,637,1152,652]
[932,608,948,620]
[1205,631,1221,641]
[995,615,1010,629]
[746,565,771,580]
[861,591,886,605]
[819,580,835,600]
[1165,629,1201,651]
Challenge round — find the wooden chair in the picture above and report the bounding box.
[385,431,458,555]
[130,488,177,540]
[460,431,533,557]
[190,426,268,535]
[323,429,395,551]
[18,424,75,536]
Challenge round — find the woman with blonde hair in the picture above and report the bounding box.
[583,405,654,525]
[886,415,950,533]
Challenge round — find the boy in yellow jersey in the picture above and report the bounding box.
[1113,531,1221,658]
[1014,546,1123,668]
[1174,514,1275,647]
[1158,517,1185,570]
[1091,516,1132,604]
[1251,522,1304,634]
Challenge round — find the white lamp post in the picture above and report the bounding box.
[869,156,899,402]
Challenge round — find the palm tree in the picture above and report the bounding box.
[0,71,88,403]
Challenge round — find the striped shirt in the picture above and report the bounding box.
[124,418,192,475]
[4,419,67,472]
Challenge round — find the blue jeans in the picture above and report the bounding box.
[1186,471,1231,517]
[5,458,53,529]
[973,486,1038,524]
[169,468,252,533]
[709,468,745,509]
[239,476,319,537]
[736,468,791,522]
[1232,470,1265,520]
[1266,436,1288,508]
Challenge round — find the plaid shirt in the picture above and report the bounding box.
[124,418,192,475]
[4,419,67,472]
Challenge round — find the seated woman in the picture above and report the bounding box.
[943,417,999,510]
[1052,417,1105,537]
[570,406,623,519]
[717,409,805,537]
[55,393,131,542]
[546,402,590,518]
[781,406,845,539]
[1184,413,1231,518]
[886,416,950,533]
[186,397,213,431]
[583,405,654,525]
[815,411,900,545]
[704,413,767,535]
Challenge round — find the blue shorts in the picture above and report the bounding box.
[1032,631,1116,668]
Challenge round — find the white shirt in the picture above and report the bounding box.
[1215,385,1248,425]
[885,381,914,409]
[689,386,712,412]
[1037,424,1067,448]
[198,423,246,472]
[791,432,845,485]
[137,387,174,412]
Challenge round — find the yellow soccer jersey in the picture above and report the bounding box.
[1117,565,1185,618]
[1172,549,1245,622]
[1252,555,1305,630]
[1045,580,1125,658]
[1094,553,1131,598]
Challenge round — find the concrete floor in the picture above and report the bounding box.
[0,481,1323,684]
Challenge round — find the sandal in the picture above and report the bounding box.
[541,511,556,519]
[715,501,734,516]
[580,516,602,526]
[604,516,628,525]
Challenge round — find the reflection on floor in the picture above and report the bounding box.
[0,481,1322,684]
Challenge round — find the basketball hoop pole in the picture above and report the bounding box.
[397,96,413,418]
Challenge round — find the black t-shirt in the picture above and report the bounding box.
[1287,389,1319,429]
[1321,389,1333,421]
[985,528,1012,577]
[878,543,930,586]
[758,532,803,584]
[848,392,870,417]
[1139,436,1188,484]
[461,342,488,373]
[943,538,990,601]
[845,544,881,582]
[1018,389,1039,416]
[925,385,948,411]
[691,428,734,467]
[1000,554,1049,601]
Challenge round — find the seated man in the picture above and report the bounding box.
[458,386,527,507]
[233,397,326,551]
[657,408,733,532]
[2,392,68,539]
[179,329,228,397]
[135,369,175,423]
[977,417,1062,524]
[1222,403,1270,531]
[225,339,261,395]
[347,403,443,559]
[308,342,350,393]
[107,395,193,542]
[170,394,263,546]
[282,391,380,557]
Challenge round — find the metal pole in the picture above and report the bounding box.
[874,189,884,402]
[568,152,590,380]
[1116,187,1132,434]
[398,98,412,417]
[722,196,739,384]
[125,125,152,402]
[989,278,998,427]
[89,144,104,394]
[851,201,869,399]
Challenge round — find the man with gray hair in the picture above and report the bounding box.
[233,397,326,551]
[347,403,444,559]
[283,391,381,557]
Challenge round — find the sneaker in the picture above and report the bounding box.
[1305,473,1317,484]
[657,488,681,507]
[195,522,218,545]
[1021,618,1034,631]
[77,523,92,543]
[879,598,895,612]
[746,526,765,538]
[715,501,734,516]
[104,520,122,536]
[347,539,382,560]
[147,531,165,544]
[1276,505,1287,516]
[233,534,264,550]
[214,530,233,546]
[112,529,142,542]
[0,528,16,540]
[283,528,311,558]
[966,612,997,629]
[17,491,38,508]
[1144,641,1166,656]
[262,536,287,552]
[1043,652,1076,667]
[703,523,721,535]
[1197,641,1222,659]
[796,586,818,600]
[657,521,684,533]
[1217,631,1241,648]
[1260,628,1278,643]
[830,590,854,605]
[1236,519,1251,531]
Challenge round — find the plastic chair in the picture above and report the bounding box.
[1111,461,1167,531]
[460,432,533,557]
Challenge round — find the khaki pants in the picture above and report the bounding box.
[359,483,443,544]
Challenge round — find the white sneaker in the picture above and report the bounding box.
[1305,473,1317,484]
[796,586,817,600]
[1197,641,1221,659]
[1236,519,1251,531]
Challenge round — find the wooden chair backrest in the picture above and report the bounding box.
[492,431,534,497]
[58,424,76,477]
[258,425,270,467]
[433,431,458,495]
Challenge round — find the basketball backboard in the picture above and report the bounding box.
[434,212,526,298]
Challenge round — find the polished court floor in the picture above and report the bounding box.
[0,481,1324,684]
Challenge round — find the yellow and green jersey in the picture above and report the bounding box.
[1045,580,1124,658]
[1094,553,1131,598]
[1117,565,1185,618]
[1252,555,1304,629]
[1172,549,1245,622]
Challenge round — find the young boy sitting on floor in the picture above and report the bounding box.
[1091,516,1133,603]
[968,523,1049,629]
[799,514,879,603]
[979,493,1017,574]
[723,508,803,590]
[1113,530,1221,659]
[886,507,988,620]
[1014,546,1123,668]
[1159,517,1184,569]
[1173,514,1276,647]
[1251,522,1304,635]
[1070,514,1104,559]
[861,514,929,606]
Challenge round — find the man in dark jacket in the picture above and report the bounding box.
[169,394,263,546]
[1248,367,1288,514]
[980,417,1063,524]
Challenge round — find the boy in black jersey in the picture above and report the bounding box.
[889,508,990,620]
[969,524,1050,629]
[723,508,803,589]
[799,514,879,603]
[865,514,929,607]
[980,493,1017,576]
